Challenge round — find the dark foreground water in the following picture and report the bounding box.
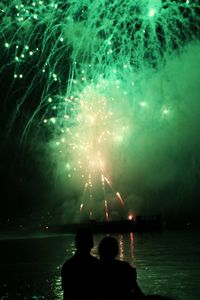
[0,229,199,300]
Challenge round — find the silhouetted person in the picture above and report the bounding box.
[61,227,101,300]
[98,236,144,300]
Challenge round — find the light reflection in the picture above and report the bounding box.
[130,232,135,267]
[117,234,136,266]
[118,234,124,260]
[54,274,63,300]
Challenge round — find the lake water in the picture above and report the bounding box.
[0,229,199,300]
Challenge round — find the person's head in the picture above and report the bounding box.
[75,227,94,254]
[98,236,119,261]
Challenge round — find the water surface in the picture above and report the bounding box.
[0,229,199,299]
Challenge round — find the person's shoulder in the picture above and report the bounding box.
[89,255,100,266]
[120,260,136,270]
[115,260,137,274]
[90,255,99,261]
[116,260,131,268]
[62,255,76,270]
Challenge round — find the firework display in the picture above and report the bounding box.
[1,0,200,221]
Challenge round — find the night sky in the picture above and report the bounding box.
[0,0,200,229]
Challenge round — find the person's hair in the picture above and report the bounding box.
[98,236,119,260]
[75,227,94,251]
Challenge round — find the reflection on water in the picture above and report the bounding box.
[119,234,124,260]
[54,275,63,300]
[0,230,200,299]
[130,232,135,261]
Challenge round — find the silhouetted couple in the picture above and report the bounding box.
[61,227,144,300]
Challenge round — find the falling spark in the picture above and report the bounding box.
[116,192,125,206]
